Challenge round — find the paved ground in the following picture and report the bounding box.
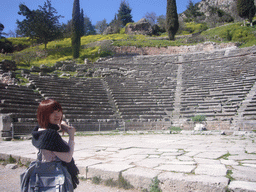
[0,164,139,192]
[0,131,256,192]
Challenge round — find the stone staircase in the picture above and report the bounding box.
[231,80,256,130]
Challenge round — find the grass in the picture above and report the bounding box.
[117,172,133,189]
[7,155,16,163]
[169,126,182,131]
[1,21,255,70]
[201,22,256,47]
[93,172,133,190]
[0,155,16,165]
[226,169,235,182]
[6,37,35,48]
[15,72,30,85]
[149,177,162,192]
[217,152,231,160]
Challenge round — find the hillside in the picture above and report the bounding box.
[198,0,256,20]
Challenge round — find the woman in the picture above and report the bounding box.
[31,99,79,189]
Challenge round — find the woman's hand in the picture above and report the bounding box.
[60,121,76,140]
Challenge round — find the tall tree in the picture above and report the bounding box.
[95,19,108,34]
[72,0,81,59]
[237,0,256,26]
[144,12,157,25]
[184,0,203,22]
[63,15,95,38]
[84,15,96,35]
[166,0,179,40]
[157,15,166,32]
[80,9,85,37]
[108,14,123,34]
[117,0,134,27]
[61,21,72,38]
[0,23,4,38]
[16,0,62,49]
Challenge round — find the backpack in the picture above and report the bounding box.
[20,150,73,192]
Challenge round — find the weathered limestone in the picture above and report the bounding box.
[158,172,229,192]
[0,114,12,137]
[1,133,256,191]
[229,181,256,192]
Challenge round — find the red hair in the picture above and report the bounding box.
[37,99,63,128]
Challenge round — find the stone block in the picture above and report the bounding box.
[122,167,161,190]
[5,164,18,169]
[194,124,207,131]
[195,164,227,176]
[155,164,196,173]
[0,114,12,137]
[232,165,256,182]
[158,172,228,192]
[229,181,256,192]
[87,162,135,180]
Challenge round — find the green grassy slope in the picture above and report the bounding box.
[0,22,255,70]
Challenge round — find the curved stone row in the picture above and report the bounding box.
[0,46,256,136]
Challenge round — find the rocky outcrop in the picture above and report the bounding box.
[125,18,153,36]
[197,0,256,20]
[103,25,120,35]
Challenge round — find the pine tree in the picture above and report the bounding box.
[184,0,203,22]
[237,0,256,26]
[166,0,179,40]
[72,0,81,59]
[84,15,96,35]
[16,0,62,49]
[117,0,134,27]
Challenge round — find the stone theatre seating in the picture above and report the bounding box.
[1,46,256,136]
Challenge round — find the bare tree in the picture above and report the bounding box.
[95,19,108,34]
[144,12,157,25]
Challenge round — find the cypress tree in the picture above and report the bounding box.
[80,9,85,37]
[237,0,256,26]
[0,23,4,38]
[72,0,81,59]
[166,0,179,40]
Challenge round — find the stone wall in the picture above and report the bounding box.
[113,42,237,56]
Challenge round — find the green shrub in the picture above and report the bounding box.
[92,176,101,185]
[149,177,162,192]
[191,115,206,122]
[117,172,133,189]
[8,155,16,163]
[120,27,126,34]
[105,178,117,187]
[169,126,182,131]
[185,22,208,34]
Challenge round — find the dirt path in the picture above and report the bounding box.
[0,164,139,192]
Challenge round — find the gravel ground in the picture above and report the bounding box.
[0,164,139,192]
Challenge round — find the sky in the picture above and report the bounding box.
[1,0,202,35]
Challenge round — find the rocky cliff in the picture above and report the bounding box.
[197,0,256,20]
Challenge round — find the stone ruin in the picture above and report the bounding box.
[125,18,153,36]
[0,45,256,138]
